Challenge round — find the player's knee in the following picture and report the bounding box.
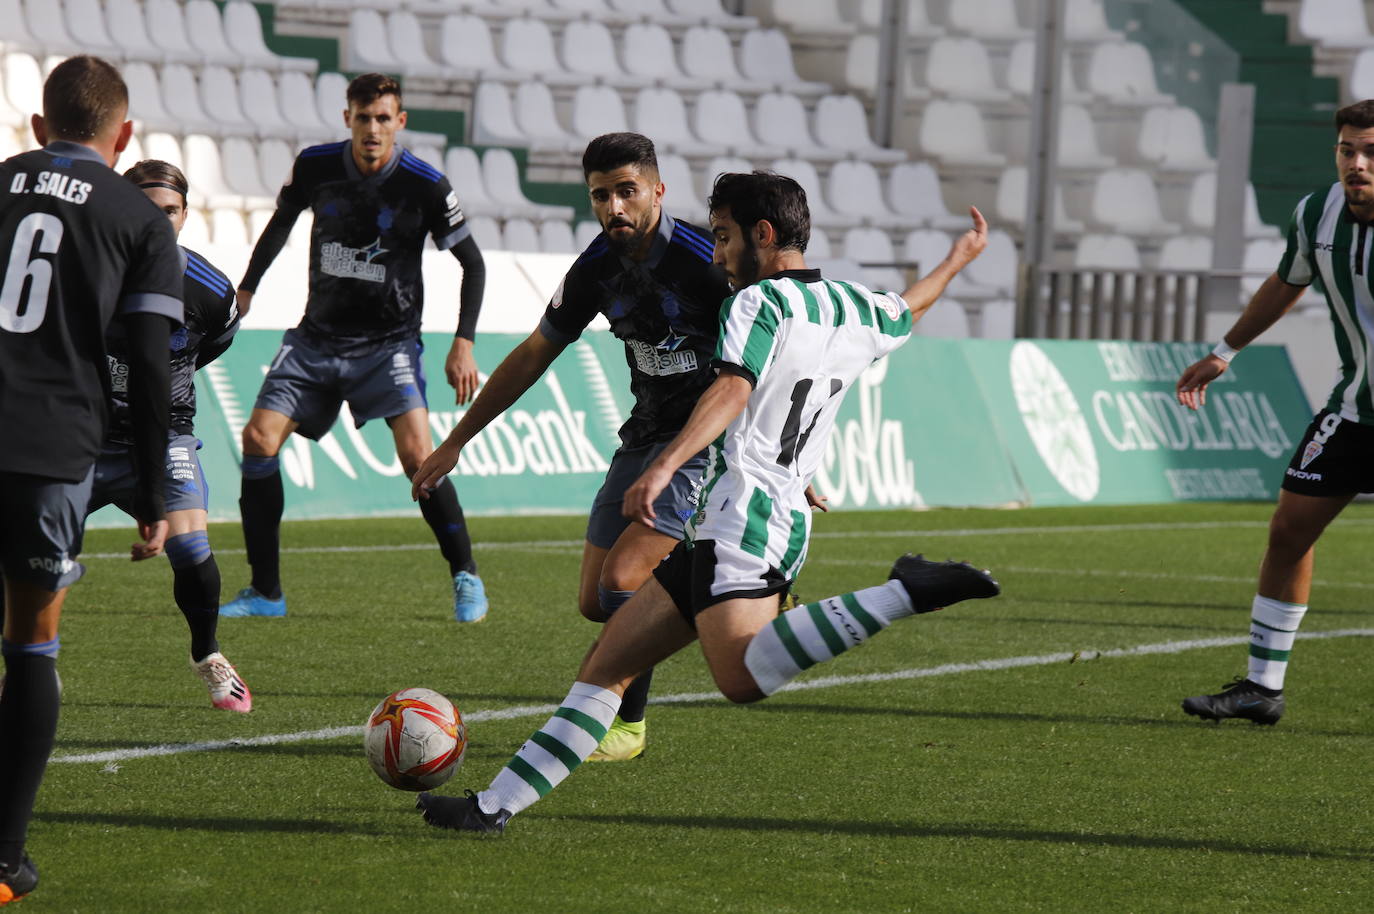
[713,668,766,704]
[241,423,280,458]
[578,597,607,623]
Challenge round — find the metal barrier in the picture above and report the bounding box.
[1016,266,1212,342]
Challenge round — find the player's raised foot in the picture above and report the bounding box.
[219,586,286,618]
[191,652,253,712]
[588,716,646,762]
[1181,677,1284,725]
[889,553,1000,613]
[0,854,38,905]
[417,790,510,835]
[453,571,489,623]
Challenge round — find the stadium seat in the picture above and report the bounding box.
[315,71,349,129]
[621,22,711,92]
[1157,235,1213,271]
[606,0,692,25]
[145,0,206,65]
[210,207,249,248]
[1297,0,1374,47]
[161,64,221,136]
[483,147,576,221]
[922,37,1005,104]
[1074,233,1140,270]
[500,16,591,87]
[277,71,333,138]
[633,86,729,160]
[184,133,244,210]
[851,0,944,38]
[184,0,242,68]
[513,82,579,154]
[1136,105,1213,173]
[439,14,520,83]
[257,138,294,193]
[1084,41,1172,106]
[198,66,256,137]
[943,0,1031,42]
[384,11,448,80]
[888,161,975,231]
[574,219,603,250]
[770,157,859,230]
[827,160,921,230]
[104,0,165,63]
[657,153,708,219]
[914,299,971,337]
[994,166,1086,234]
[665,0,753,28]
[1087,169,1179,236]
[979,299,1016,338]
[548,0,614,16]
[0,0,37,50]
[701,154,753,201]
[444,146,504,218]
[471,82,531,148]
[813,94,905,163]
[346,10,402,75]
[180,206,211,249]
[409,143,445,172]
[754,91,845,163]
[502,217,542,253]
[962,228,1018,296]
[123,61,175,133]
[466,215,503,251]
[1005,38,1091,102]
[539,219,578,254]
[143,131,185,170]
[904,227,1002,300]
[223,0,316,73]
[760,0,856,37]
[680,26,743,85]
[121,131,146,167]
[571,84,631,142]
[806,227,832,259]
[63,0,120,58]
[238,69,291,138]
[843,226,906,292]
[843,33,931,99]
[1184,172,1276,239]
[220,136,274,201]
[1242,238,1286,297]
[561,19,638,88]
[21,0,82,56]
[916,100,1005,167]
[693,89,788,160]
[739,29,829,97]
[1057,103,1115,170]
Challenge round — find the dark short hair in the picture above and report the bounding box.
[581,132,658,180]
[42,55,127,142]
[347,72,403,109]
[1336,100,1374,133]
[122,159,188,201]
[707,171,810,253]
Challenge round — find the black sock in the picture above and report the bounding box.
[418,477,475,575]
[0,650,60,862]
[240,467,284,599]
[174,556,221,662]
[618,668,654,724]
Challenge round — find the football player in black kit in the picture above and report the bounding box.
[82,159,249,711]
[221,73,489,622]
[0,56,182,906]
[412,133,732,761]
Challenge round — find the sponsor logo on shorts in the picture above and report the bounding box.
[28,555,74,575]
[320,237,388,283]
[1286,468,1323,481]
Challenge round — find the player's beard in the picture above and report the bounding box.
[730,237,762,290]
[605,215,651,257]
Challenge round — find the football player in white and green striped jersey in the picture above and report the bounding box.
[415,171,1000,835]
[1176,100,1374,726]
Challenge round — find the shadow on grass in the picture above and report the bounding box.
[553,812,1374,861]
[34,810,394,837]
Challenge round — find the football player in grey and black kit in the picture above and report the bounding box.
[222,73,489,622]
[0,56,182,905]
[412,133,732,761]
[82,159,249,711]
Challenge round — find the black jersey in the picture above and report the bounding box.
[105,246,239,445]
[0,142,183,482]
[541,213,731,449]
[264,141,470,356]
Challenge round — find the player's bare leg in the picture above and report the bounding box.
[392,408,484,621]
[417,579,696,834]
[1184,490,1354,724]
[221,408,296,618]
[579,525,679,761]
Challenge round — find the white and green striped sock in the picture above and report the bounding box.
[477,681,620,816]
[1247,595,1306,690]
[744,580,914,696]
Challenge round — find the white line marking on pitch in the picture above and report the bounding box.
[51,628,1374,766]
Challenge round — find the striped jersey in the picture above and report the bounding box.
[688,269,913,579]
[1278,182,1374,423]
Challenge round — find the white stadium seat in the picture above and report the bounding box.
[994,166,1086,234]
[471,82,528,148]
[482,147,575,222]
[574,219,603,250]
[754,92,845,163]
[843,226,906,292]
[347,10,402,74]
[922,37,1005,103]
[1297,0,1374,47]
[693,89,788,160]
[917,100,1005,167]
[906,228,999,300]
[63,0,120,57]
[1057,104,1115,170]
[257,139,296,194]
[806,227,831,259]
[143,131,185,169]
[500,17,591,87]
[963,228,1018,296]
[570,84,630,142]
[180,207,211,249]
[438,15,508,82]
[1088,169,1179,236]
[914,299,971,337]
[220,136,272,199]
[539,219,578,254]
[944,0,1031,41]
[123,61,175,132]
[277,71,333,138]
[184,133,243,209]
[827,159,921,230]
[1136,105,1213,173]
[621,22,710,92]
[1084,41,1172,106]
[852,0,944,39]
[633,86,728,160]
[657,153,708,220]
[198,66,256,137]
[160,63,220,136]
[210,207,249,248]
[738,29,829,97]
[561,19,636,88]
[888,161,974,231]
[21,0,82,56]
[1074,233,1140,270]
[680,26,742,84]
[502,217,541,253]
[771,157,859,231]
[315,72,350,129]
[1006,39,1091,102]
[238,69,291,138]
[1158,236,1214,271]
[104,0,165,63]
[185,0,242,68]
[514,82,578,154]
[386,11,447,80]
[224,0,316,73]
[444,146,503,218]
[144,0,205,65]
[0,0,37,49]
[466,216,503,251]
[1184,172,1275,239]
[813,94,905,163]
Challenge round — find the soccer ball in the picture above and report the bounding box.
[364,687,467,791]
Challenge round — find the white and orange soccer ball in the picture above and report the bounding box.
[364,687,467,791]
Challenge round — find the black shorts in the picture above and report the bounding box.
[1281,410,1374,496]
[0,469,92,591]
[585,442,707,550]
[652,539,790,629]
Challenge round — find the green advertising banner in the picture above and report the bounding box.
[86,333,1314,529]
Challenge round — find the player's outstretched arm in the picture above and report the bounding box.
[623,372,753,526]
[412,327,566,499]
[1175,272,1306,410]
[122,311,175,559]
[899,206,988,321]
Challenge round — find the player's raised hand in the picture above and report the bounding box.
[952,206,989,266]
[131,518,169,561]
[446,337,479,405]
[412,439,461,501]
[1176,355,1227,410]
[623,465,673,528]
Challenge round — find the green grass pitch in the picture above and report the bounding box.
[24,503,1374,912]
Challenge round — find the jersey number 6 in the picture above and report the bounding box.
[0,212,64,333]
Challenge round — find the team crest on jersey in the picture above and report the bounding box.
[876,292,903,321]
[549,278,565,309]
[1299,440,1323,469]
[320,237,388,283]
